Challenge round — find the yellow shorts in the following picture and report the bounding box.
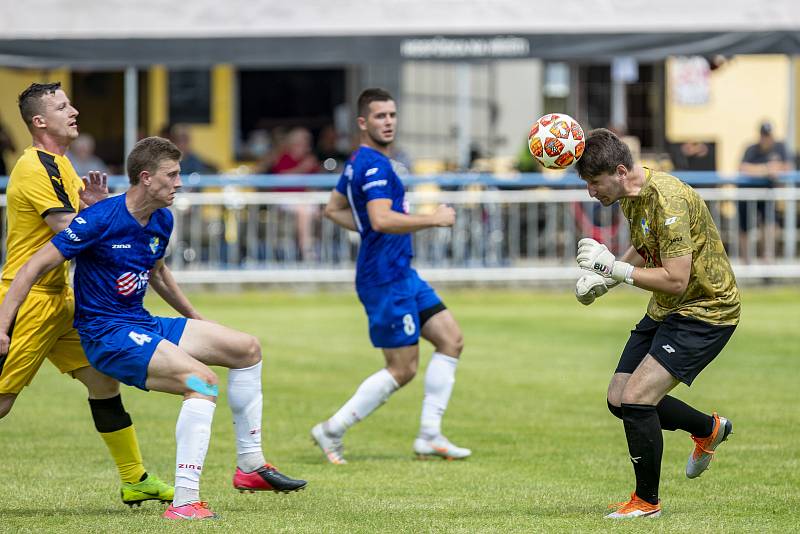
[0,283,89,395]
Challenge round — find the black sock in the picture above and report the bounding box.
[656,395,714,436]
[608,400,623,419]
[88,394,132,433]
[621,403,662,505]
[608,396,714,437]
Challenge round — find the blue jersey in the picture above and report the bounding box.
[50,194,172,334]
[335,146,413,288]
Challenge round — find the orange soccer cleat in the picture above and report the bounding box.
[605,492,661,518]
[686,412,733,479]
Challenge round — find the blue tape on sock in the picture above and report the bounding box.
[186,375,218,396]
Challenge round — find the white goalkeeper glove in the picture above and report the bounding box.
[576,238,635,285]
[575,273,620,305]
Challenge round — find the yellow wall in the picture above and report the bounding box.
[666,55,791,174]
[148,64,235,171]
[0,69,71,171]
[192,65,235,171]
[147,65,168,135]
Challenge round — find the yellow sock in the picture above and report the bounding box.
[99,425,146,485]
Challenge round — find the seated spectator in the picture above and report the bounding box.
[243,129,272,162]
[737,121,793,262]
[67,133,109,177]
[249,126,283,173]
[272,127,320,178]
[315,124,349,173]
[668,141,716,171]
[169,124,217,175]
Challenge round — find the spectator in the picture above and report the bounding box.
[668,141,716,171]
[738,121,792,262]
[740,122,791,180]
[315,124,349,173]
[67,133,109,177]
[243,129,271,162]
[0,114,16,176]
[271,127,320,261]
[252,126,289,175]
[272,127,320,177]
[168,124,217,175]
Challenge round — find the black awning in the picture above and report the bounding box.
[1,31,798,69]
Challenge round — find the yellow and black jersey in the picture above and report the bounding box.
[3,147,82,288]
[619,168,740,326]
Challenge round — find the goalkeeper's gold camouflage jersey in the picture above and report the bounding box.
[619,168,740,325]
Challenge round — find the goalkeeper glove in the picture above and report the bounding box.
[576,238,634,284]
[575,273,620,305]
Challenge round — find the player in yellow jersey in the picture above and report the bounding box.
[573,129,740,518]
[0,82,173,506]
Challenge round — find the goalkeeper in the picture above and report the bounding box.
[573,128,740,519]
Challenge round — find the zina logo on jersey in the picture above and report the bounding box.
[116,271,150,296]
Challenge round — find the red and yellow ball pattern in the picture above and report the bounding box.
[527,113,585,170]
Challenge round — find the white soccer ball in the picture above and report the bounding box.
[527,113,585,170]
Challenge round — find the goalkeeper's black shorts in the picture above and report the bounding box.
[615,313,736,386]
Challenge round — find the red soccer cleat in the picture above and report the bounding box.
[233,463,307,493]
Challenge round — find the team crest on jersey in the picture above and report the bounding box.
[116,271,149,296]
[640,218,650,235]
[149,237,160,254]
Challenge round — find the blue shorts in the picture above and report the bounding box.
[356,269,445,348]
[80,317,188,391]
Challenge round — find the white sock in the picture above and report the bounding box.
[228,361,266,473]
[326,368,399,437]
[419,353,459,440]
[174,398,216,507]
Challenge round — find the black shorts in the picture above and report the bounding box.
[616,313,736,386]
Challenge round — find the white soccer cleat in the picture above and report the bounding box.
[311,423,347,465]
[686,412,733,479]
[413,435,471,460]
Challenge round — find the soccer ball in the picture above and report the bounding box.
[528,113,585,169]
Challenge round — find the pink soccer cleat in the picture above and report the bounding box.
[162,501,218,520]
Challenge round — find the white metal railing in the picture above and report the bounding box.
[1,186,798,283]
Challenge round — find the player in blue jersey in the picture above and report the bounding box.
[0,137,307,520]
[311,88,470,463]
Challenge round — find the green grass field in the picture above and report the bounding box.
[0,286,798,533]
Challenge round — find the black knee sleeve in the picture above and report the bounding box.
[607,400,623,420]
[88,394,132,433]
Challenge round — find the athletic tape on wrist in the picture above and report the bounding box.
[611,261,635,285]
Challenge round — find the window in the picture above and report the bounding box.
[169,70,211,124]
